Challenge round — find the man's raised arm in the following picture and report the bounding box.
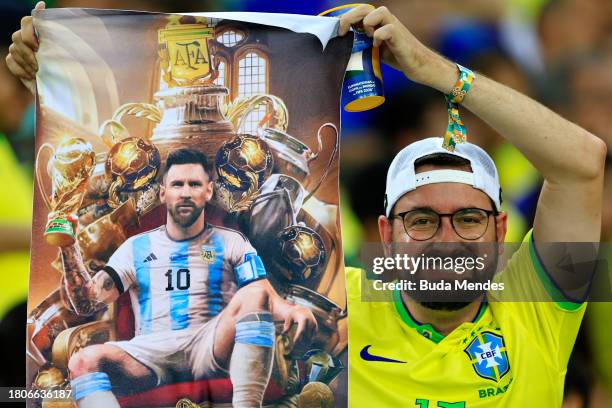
[340,6,606,245]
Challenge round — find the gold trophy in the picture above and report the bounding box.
[36,138,96,247]
[152,16,234,162]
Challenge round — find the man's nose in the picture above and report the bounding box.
[179,185,192,197]
[435,217,459,242]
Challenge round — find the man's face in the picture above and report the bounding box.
[378,164,508,310]
[160,164,213,228]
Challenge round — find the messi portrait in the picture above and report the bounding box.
[25,8,352,408]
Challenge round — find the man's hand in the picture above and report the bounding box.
[338,5,454,92]
[6,1,45,95]
[282,305,317,346]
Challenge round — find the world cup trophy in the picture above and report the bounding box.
[36,138,96,247]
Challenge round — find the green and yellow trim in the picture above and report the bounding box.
[527,230,584,311]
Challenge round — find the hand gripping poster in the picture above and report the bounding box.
[26,8,352,408]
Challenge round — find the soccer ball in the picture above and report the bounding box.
[298,382,334,408]
[33,365,67,390]
[215,134,273,192]
[105,137,161,192]
[278,225,326,283]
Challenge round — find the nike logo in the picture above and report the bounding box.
[360,345,406,363]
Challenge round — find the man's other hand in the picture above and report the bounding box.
[6,1,45,94]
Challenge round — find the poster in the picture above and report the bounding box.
[26,8,351,408]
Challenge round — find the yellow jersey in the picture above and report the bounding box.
[347,231,585,407]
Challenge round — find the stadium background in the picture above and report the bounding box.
[0,0,610,407]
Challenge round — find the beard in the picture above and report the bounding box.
[167,200,204,228]
[393,241,499,311]
[418,301,474,312]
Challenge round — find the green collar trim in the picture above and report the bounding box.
[392,290,487,344]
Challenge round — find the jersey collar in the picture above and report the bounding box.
[392,290,487,344]
[163,221,212,242]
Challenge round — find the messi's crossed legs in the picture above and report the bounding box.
[67,282,276,408]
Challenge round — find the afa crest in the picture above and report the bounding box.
[464,331,510,382]
[158,21,214,87]
[200,245,216,263]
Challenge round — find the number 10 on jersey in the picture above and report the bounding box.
[165,268,191,291]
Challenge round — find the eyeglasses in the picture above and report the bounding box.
[390,208,496,241]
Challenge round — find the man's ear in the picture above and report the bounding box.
[495,211,508,255]
[159,182,165,202]
[378,215,393,257]
[205,178,214,200]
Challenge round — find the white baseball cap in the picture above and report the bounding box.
[384,137,502,216]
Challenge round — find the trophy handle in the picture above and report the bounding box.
[303,123,339,204]
[99,103,162,147]
[107,179,125,209]
[224,94,288,134]
[35,143,55,210]
[306,123,325,163]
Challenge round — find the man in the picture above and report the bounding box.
[56,148,317,408]
[333,5,605,408]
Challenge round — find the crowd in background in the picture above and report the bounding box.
[0,1,611,407]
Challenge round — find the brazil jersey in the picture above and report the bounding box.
[105,223,261,335]
[347,231,585,407]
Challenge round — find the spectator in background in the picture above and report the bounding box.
[560,50,612,148]
[538,0,611,69]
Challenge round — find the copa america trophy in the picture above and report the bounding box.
[36,138,96,247]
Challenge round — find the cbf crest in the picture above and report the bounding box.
[158,17,215,87]
[464,331,510,382]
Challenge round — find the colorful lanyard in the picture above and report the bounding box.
[442,64,475,152]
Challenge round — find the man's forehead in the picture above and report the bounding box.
[414,162,473,173]
[394,182,492,212]
[166,163,207,180]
